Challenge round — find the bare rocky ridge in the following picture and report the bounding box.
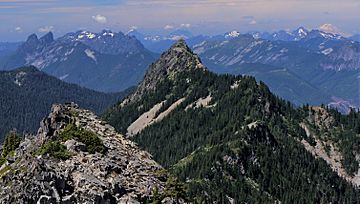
[127,101,165,137]
[185,95,214,110]
[300,107,360,187]
[301,123,360,187]
[0,103,182,203]
[127,98,186,137]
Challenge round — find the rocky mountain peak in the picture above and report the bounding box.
[0,103,183,203]
[124,39,207,103]
[170,38,188,50]
[20,33,40,51]
[26,33,39,43]
[294,27,309,37]
[39,32,54,45]
[166,38,201,57]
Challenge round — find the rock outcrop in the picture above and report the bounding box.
[0,103,182,203]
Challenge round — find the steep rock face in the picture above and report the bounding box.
[300,107,360,187]
[0,103,181,203]
[125,39,206,103]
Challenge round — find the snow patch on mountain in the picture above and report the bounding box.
[298,28,308,37]
[84,49,97,62]
[252,32,261,39]
[280,48,288,53]
[220,40,229,46]
[102,31,114,37]
[322,48,333,55]
[225,31,240,38]
[59,74,69,80]
[65,48,74,56]
[78,31,96,40]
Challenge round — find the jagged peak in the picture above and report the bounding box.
[295,26,308,31]
[18,34,40,52]
[294,27,309,36]
[123,40,207,103]
[149,39,205,69]
[26,33,39,43]
[163,39,202,61]
[170,38,187,49]
[155,38,194,55]
[39,32,54,44]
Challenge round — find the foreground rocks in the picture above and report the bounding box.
[0,103,184,203]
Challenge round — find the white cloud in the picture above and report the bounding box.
[15,26,23,33]
[249,19,257,25]
[38,26,54,33]
[130,25,138,30]
[164,25,174,30]
[180,23,191,28]
[92,14,107,24]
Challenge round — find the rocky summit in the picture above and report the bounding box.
[0,103,183,203]
[125,39,206,104]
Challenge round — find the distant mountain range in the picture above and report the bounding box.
[0,30,156,92]
[191,28,360,112]
[0,66,129,141]
[127,28,212,53]
[250,27,345,42]
[0,27,359,111]
[128,27,360,53]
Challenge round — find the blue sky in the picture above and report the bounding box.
[0,0,360,41]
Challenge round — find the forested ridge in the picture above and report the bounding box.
[0,66,130,142]
[104,41,360,203]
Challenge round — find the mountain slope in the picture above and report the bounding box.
[104,41,360,203]
[0,31,156,92]
[0,66,129,141]
[193,31,360,110]
[0,42,21,60]
[351,34,360,42]
[0,103,186,203]
[209,62,331,106]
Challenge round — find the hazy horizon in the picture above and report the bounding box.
[1,0,360,41]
